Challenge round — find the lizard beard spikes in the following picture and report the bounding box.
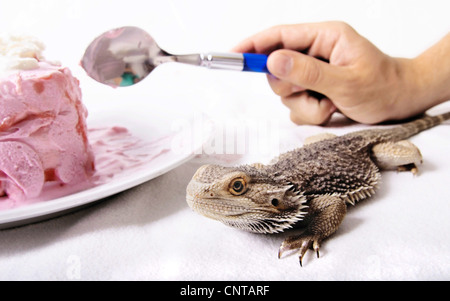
[221,183,308,234]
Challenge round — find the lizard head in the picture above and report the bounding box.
[186,164,308,234]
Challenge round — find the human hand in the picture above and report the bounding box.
[233,21,429,125]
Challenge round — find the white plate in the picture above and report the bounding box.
[0,90,209,229]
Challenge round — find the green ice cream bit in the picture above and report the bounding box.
[120,72,138,87]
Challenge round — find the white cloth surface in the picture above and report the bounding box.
[0,0,450,281]
[1,103,449,281]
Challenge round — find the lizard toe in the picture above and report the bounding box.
[278,232,322,266]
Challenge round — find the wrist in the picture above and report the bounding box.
[407,33,450,115]
[413,53,450,105]
[389,56,442,120]
[384,58,422,120]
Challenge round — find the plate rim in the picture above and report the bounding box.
[0,150,196,227]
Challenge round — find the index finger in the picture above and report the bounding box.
[232,22,346,59]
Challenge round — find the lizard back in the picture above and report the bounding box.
[267,112,450,203]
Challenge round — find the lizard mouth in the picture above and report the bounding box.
[186,193,254,220]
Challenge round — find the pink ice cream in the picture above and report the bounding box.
[0,61,95,202]
[0,36,174,210]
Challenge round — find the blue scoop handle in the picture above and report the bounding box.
[243,53,269,73]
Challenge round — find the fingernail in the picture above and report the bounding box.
[270,53,293,77]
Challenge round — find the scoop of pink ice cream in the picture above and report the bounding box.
[0,62,94,202]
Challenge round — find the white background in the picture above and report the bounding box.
[0,0,449,280]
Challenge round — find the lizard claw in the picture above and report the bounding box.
[313,240,320,258]
[298,240,311,267]
[279,232,322,267]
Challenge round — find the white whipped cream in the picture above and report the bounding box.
[0,34,49,76]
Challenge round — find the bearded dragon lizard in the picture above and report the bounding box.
[186,112,450,266]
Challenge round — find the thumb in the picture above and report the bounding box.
[267,49,343,96]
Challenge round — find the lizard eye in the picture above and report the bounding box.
[229,178,247,195]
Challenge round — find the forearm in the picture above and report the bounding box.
[410,33,450,112]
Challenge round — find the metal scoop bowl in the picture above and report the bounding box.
[81,26,269,87]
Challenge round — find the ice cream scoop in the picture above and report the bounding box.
[81,26,269,87]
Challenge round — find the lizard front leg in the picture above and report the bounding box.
[278,194,347,266]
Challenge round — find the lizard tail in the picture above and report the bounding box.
[384,111,450,141]
[352,111,450,144]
